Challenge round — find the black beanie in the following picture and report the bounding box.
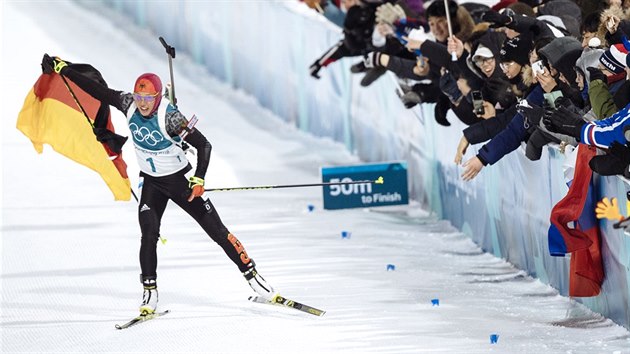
[426,0,458,20]
[500,35,533,66]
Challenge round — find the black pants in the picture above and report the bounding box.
[138,168,254,280]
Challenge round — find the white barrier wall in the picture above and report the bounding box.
[82,0,630,330]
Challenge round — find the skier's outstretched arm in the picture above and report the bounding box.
[41,54,127,113]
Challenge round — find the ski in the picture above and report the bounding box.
[115,310,170,330]
[249,295,326,316]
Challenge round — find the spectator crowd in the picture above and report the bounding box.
[301,0,630,183]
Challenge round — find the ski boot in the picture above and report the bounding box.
[139,276,158,315]
[243,268,277,302]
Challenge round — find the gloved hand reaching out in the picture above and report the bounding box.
[542,105,585,139]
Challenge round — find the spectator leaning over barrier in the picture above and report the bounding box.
[445,30,514,126]
[459,37,577,180]
[454,35,540,165]
[402,0,474,125]
[481,7,567,41]
[353,1,427,87]
[308,0,379,80]
[544,49,630,178]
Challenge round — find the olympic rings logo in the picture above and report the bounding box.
[129,123,164,146]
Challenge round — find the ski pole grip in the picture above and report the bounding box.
[159,37,176,58]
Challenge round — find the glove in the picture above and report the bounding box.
[399,91,421,109]
[363,52,382,69]
[481,9,512,28]
[596,197,623,221]
[609,141,630,164]
[587,67,607,83]
[187,176,205,202]
[516,100,544,126]
[42,54,68,74]
[309,60,322,79]
[41,54,67,74]
[542,105,585,139]
[439,72,462,104]
[375,3,406,25]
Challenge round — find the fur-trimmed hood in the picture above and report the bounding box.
[454,6,476,43]
[596,6,630,47]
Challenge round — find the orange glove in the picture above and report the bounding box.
[187,176,205,202]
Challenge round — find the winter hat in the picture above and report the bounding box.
[538,36,581,67]
[134,73,162,115]
[426,0,457,20]
[575,47,606,82]
[537,0,582,25]
[600,44,629,74]
[554,45,584,85]
[473,45,494,62]
[537,15,566,31]
[500,35,533,65]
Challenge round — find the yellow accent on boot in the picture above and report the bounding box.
[139,306,155,315]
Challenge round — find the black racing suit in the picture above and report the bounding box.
[58,66,256,284]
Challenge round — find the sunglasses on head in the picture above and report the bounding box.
[133,92,159,102]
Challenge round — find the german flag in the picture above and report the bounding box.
[16,63,131,201]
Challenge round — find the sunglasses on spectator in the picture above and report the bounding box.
[133,92,159,102]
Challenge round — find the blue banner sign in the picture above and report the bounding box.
[321,161,408,210]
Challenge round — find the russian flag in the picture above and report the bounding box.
[548,144,603,297]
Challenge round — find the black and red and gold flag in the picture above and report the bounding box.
[16,63,131,201]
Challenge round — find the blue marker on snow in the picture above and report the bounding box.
[307,204,315,212]
[341,231,351,239]
[431,299,439,306]
[386,264,396,271]
[490,334,499,344]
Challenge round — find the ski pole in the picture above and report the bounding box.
[205,176,384,192]
[158,36,177,105]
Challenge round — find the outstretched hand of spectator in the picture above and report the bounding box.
[461,156,484,181]
[403,36,423,51]
[481,9,512,28]
[454,136,469,165]
[596,197,623,221]
[516,99,544,125]
[543,105,585,139]
[608,141,630,165]
[376,3,406,25]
